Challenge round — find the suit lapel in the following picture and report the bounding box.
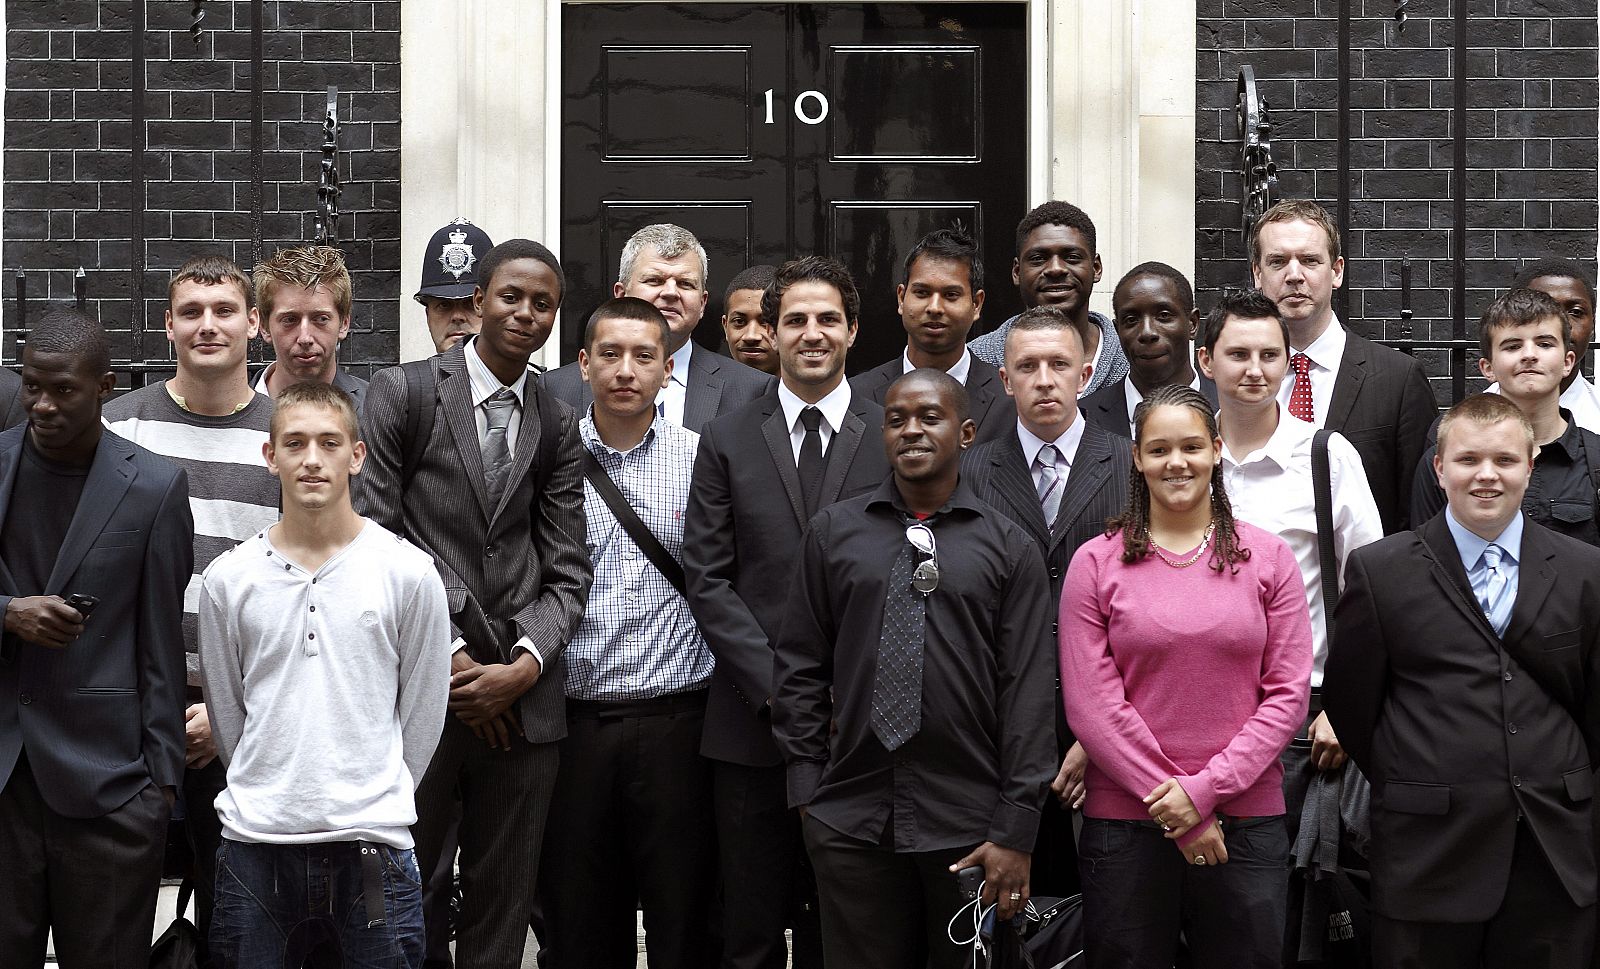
[761,400,809,531]
[819,396,869,507]
[437,353,494,521]
[490,382,544,523]
[1054,424,1115,544]
[989,431,1052,549]
[967,362,1002,431]
[1199,374,1220,409]
[45,434,136,592]
[1325,339,1367,430]
[683,348,723,431]
[1503,526,1555,645]
[1417,515,1501,644]
[0,429,26,593]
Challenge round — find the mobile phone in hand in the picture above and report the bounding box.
[64,593,99,619]
[956,864,984,900]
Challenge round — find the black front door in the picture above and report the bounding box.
[560,2,1027,371]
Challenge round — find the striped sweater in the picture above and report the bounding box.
[103,382,280,694]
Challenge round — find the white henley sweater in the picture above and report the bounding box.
[198,520,450,848]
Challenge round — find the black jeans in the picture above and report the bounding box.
[1078,815,1288,969]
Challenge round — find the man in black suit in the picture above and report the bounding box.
[961,304,1131,900]
[1252,199,1436,533]
[0,366,23,430]
[542,223,772,430]
[1325,393,1600,969]
[850,226,1015,443]
[1081,262,1217,436]
[0,309,194,965]
[355,239,594,969]
[684,256,890,969]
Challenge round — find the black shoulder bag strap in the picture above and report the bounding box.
[581,449,687,596]
[1311,429,1341,641]
[401,359,437,489]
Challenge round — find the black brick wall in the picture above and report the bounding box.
[1197,0,1599,400]
[3,0,400,382]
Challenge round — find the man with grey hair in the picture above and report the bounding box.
[542,223,771,432]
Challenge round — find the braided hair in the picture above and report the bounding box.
[1106,383,1251,572]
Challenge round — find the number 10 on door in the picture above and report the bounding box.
[764,89,830,125]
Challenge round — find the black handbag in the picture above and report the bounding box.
[149,880,202,969]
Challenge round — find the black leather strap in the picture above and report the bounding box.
[582,450,687,596]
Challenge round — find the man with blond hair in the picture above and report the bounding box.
[252,245,369,409]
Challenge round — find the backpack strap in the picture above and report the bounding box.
[1312,429,1341,642]
[401,359,438,489]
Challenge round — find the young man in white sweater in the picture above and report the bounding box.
[199,381,450,969]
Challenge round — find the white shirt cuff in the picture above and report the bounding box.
[450,635,542,671]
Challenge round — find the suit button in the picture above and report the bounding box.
[485,545,497,557]
[1503,671,1513,681]
[18,693,30,705]
[1051,620,1059,636]
[1507,722,1518,734]
[1049,567,1061,580]
[1513,775,1523,788]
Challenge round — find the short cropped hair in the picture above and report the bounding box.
[1511,259,1596,306]
[1015,201,1097,257]
[1004,304,1086,357]
[619,224,708,288]
[584,296,670,351]
[1202,289,1288,353]
[1116,261,1195,314]
[254,246,352,323]
[477,239,566,303]
[1249,199,1342,267]
[760,256,861,329]
[26,307,112,375]
[1437,393,1535,460]
[1478,288,1570,361]
[887,368,971,423]
[903,224,983,292]
[724,264,776,304]
[270,380,360,442]
[170,254,253,309]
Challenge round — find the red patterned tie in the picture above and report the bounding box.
[1289,352,1315,423]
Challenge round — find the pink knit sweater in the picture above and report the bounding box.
[1059,522,1311,848]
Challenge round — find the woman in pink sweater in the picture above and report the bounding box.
[1059,384,1311,969]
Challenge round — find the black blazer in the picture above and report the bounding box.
[849,354,1016,444]
[0,427,193,818]
[541,344,773,433]
[1324,333,1437,534]
[1080,375,1219,438]
[684,385,889,767]
[1324,514,1600,922]
[962,420,1132,749]
[0,367,24,431]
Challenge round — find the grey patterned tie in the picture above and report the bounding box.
[1036,443,1064,526]
[870,538,925,751]
[481,388,517,505]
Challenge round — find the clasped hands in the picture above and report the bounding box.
[449,648,539,750]
[1144,777,1228,867]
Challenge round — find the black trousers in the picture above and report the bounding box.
[1078,815,1288,969]
[412,718,559,969]
[184,756,228,968]
[1372,821,1596,969]
[539,690,716,969]
[0,755,168,969]
[712,760,823,969]
[802,813,973,969]
[421,799,460,969]
[1032,792,1082,898]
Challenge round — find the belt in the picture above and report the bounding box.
[566,688,708,721]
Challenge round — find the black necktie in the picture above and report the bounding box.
[798,406,825,519]
[870,538,925,751]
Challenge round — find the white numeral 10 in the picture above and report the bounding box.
[764,89,830,126]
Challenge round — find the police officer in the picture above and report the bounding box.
[416,218,494,353]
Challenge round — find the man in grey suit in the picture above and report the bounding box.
[962,305,1133,902]
[0,367,23,430]
[542,223,772,430]
[355,239,594,969]
[0,309,194,966]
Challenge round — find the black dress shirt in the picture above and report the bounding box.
[1412,408,1600,548]
[772,476,1056,853]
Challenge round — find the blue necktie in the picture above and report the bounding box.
[1477,543,1512,636]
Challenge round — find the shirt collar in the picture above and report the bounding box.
[900,347,973,385]
[1444,506,1524,570]
[580,404,660,457]
[1123,373,1202,419]
[778,377,853,435]
[1015,410,1085,470]
[1297,314,1347,371]
[1221,405,1312,471]
[465,335,529,408]
[669,340,694,388]
[866,473,987,518]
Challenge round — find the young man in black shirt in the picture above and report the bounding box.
[773,368,1055,969]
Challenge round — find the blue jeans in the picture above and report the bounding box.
[211,838,425,969]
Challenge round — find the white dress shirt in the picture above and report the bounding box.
[1123,373,1202,426]
[901,347,974,386]
[1276,317,1348,428]
[1221,408,1382,685]
[1016,412,1087,497]
[778,378,853,464]
[1483,375,1600,435]
[654,340,694,426]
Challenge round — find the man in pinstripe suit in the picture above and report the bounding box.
[355,239,593,969]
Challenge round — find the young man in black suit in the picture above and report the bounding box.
[0,309,194,965]
[1325,393,1600,969]
[961,304,1132,900]
[1080,262,1217,437]
[851,226,1015,442]
[542,223,771,430]
[1251,198,1436,533]
[684,256,890,969]
[0,367,23,430]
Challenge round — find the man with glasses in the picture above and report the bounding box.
[772,369,1056,969]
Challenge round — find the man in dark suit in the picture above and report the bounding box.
[0,309,193,966]
[685,256,890,969]
[1081,262,1218,436]
[850,226,1015,443]
[542,223,772,430]
[1325,393,1600,969]
[0,366,23,430]
[961,304,1131,900]
[1252,199,1436,533]
[355,239,594,969]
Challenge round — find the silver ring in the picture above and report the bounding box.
[1193,855,1207,866]
[1009,892,1023,900]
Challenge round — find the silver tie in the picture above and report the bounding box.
[482,388,517,504]
[1036,444,1063,526]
